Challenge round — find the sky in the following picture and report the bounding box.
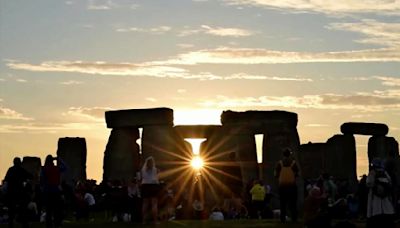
[1,0,400,181]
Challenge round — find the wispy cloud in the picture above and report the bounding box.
[223,0,400,15]
[145,97,157,102]
[225,73,313,81]
[160,47,400,64]
[0,106,33,121]
[60,80,84,85]
[64,107,111,121]
[6,60,315,81]
[375,76,400,87]
[201,25,255,37]
[87,0,139,10]
[16,79,27,83]
[116,26,172,34]
[0,122,102,134]
[179,25,255,37]
[199,91,400,111]
[7,60,188,78]
[327,20,400,48]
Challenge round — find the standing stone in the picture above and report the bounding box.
[221,110,300,191]
[103,108,174,183]
[298,143,326,180]
[22,156,42,184]
[103,128,140,182]
[326,134,357,192]
[368,136,399,162]
[141,126,177,183]
[105,108,173,128]
[57,137,87,185]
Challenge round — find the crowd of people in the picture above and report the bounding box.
[0,150,399,227]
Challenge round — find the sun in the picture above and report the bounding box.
[191,156,204,170]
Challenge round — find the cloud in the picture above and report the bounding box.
[164,47,400,64]
[7,60,189,78]
[0,106,33,120]
[87,0,138,10]
[5,60,315,81]
[199,91,400,111]
[0,122,102,134]
[64,107,111,121]
[375,76,400,87]
[225,73,313,81]
[223,0,400,15]
[16,79,27,83]
[145,97,157,102]
[179,25,255,37]
[60,80,84,85]
[201,25,255,37]
[116,26,172,34]
[327,20,400,48]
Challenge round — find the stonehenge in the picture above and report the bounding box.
[57,137,87,185]
[101,109,400,197]
[34,109,397,200]
[298,122,399,191]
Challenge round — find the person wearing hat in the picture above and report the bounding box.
[366,157,395,228]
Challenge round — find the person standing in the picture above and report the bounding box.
[40,155,66,228]
[140,156,160,224]
[274,148,299,223]
[366,158,395,228]
[4,157,32,228]
[249,180,266,219]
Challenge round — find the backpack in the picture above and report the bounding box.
[372,170,391,198]
[278,160,296,186]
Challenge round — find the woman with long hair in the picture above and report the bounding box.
[140,156,160,224]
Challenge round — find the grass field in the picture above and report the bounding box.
[0,219,379,228]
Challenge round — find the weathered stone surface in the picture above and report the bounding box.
[174,125,221,138]
[368,136,399,163]
[298,143,326,180]
[103,128,140,182]
[340,122,389,136]
[57,137,87,185]
[221,110,298,130]
[262,131,300,187]
[22,156,41,184]
[105,108,173,128]
[326,134,357,191]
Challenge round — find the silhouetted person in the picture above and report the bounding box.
[4,157,32,228]
[249,180,265,219]
[140,156,160,224]
[40,155,66,228]
[366,158,395,228]
[274,148,299,223]
[304,186,330,228]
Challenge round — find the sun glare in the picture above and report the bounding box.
[191,156,204,170]
[185,138,206,155]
